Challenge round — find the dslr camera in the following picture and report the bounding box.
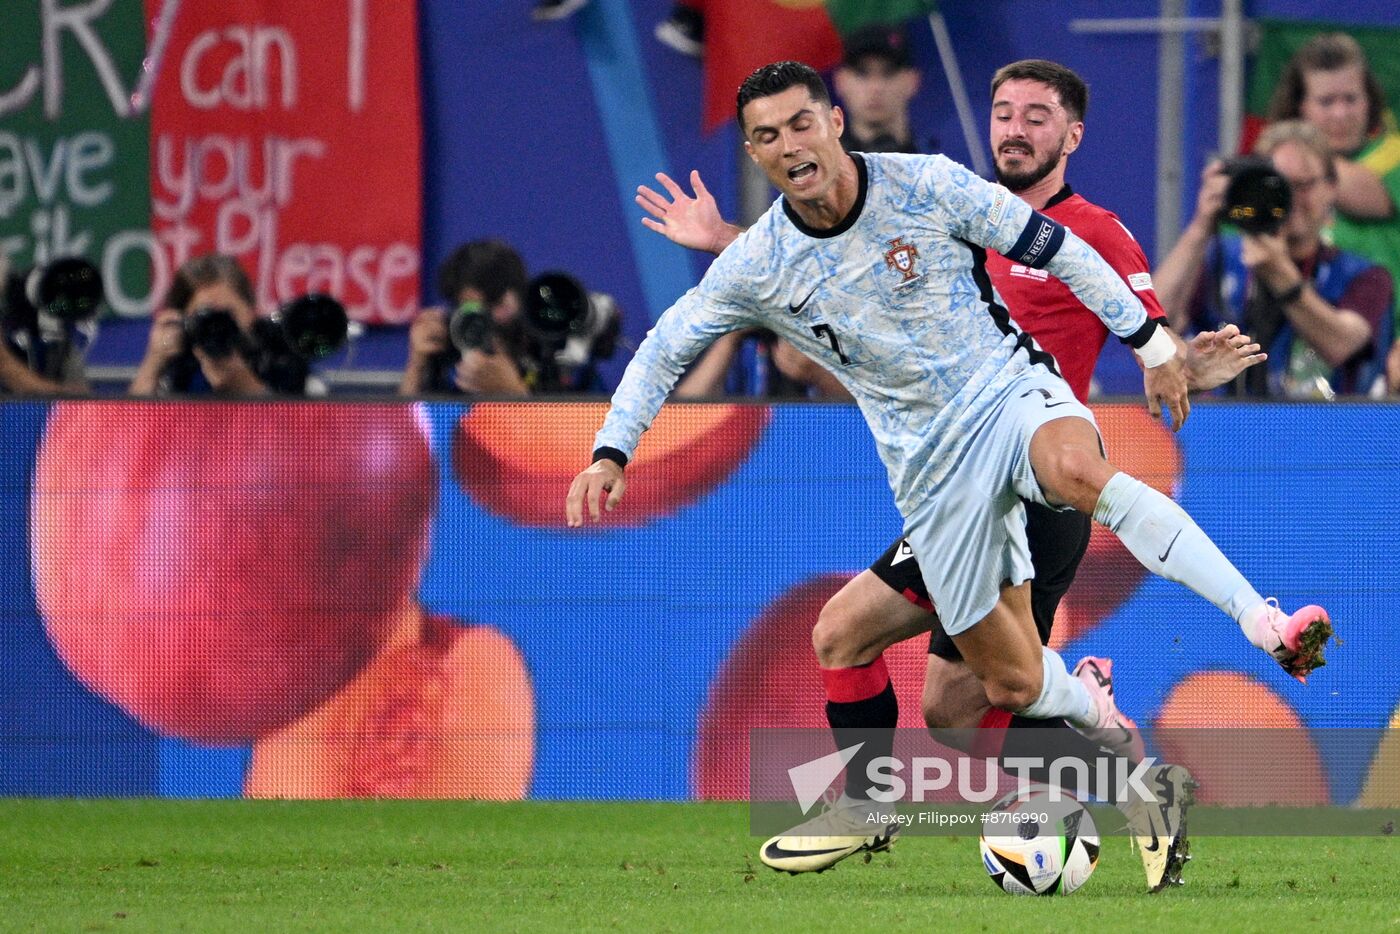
[0,256,104,382]
[521,271,621,373]
[1218,156,1292,235]
[172,293,350,394]
[441,271,620,392]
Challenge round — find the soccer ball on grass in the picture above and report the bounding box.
[978,785,1099,895]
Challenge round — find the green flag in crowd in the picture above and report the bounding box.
[824,0,939,37]
[1247,18,1400,125]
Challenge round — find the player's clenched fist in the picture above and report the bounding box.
[565,458,627,527]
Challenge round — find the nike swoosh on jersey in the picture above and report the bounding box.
[788,286,818,315]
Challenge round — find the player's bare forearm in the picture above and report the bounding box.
[1335,157,1394,220]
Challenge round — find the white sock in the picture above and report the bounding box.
[1237,603,1283,651]
[1093,473,1264,642]
[1018,647,1095,729]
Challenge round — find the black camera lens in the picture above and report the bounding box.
[524,272,590,339]
[1220,156,1291,235]
[279,293,348,359]
[184,305,243,359]
[28,256,104,322]
[448,300,494,353]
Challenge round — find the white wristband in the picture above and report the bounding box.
[1135,324,1176,368]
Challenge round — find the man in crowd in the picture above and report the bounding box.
[1267,32,1400,393]
[130,254,274,397]
[1155,120,1392,398]
[399,239,620,396]
[835,25,926,155]
[400,240,532,396]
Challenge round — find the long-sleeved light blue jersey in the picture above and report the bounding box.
[595,152,1152,515]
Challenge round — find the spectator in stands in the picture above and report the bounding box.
[1267,32,1400,393]
[400,241,528,396]
[1155,120,1393,398]
[834,25,925,155]
[399,239,621,396]
[129,254,275,397]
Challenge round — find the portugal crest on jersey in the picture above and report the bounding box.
[884,236,921,283]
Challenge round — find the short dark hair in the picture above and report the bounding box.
[840,25,913,72]
[1267,32,1386,137]
[991,59,1089,123]
[736,61,831,132]
[437,239,527,307]
[163,253,256,312]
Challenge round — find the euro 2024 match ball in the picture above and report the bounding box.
[979,785,1100,895]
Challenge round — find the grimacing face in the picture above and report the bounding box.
[1299,65,1370,155]
[990,78,1082,193]
[742,85,849,204]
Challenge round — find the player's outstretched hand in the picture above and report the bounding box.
[566,458,627,527]
[1144,355,1190,431]
[1185,324,1268,392]
[636,171,738,256]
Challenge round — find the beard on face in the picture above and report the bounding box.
[993,134,1065,193]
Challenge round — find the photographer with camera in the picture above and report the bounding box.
[0,256,99,396]
[399,239,621,396]
[1156,120,1393,398]
[130,254,349,398]
[130,254,270,397]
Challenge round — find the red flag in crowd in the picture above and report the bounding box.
[702,0,844,132]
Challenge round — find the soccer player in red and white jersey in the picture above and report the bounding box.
[636,60,1268,889]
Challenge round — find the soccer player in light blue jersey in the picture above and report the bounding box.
[565,61,1333,888]
[635,59,1277,891]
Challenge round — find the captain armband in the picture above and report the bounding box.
[1006,211,1066,269]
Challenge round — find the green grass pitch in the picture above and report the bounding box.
[1,800,1397,932]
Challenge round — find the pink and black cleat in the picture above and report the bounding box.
[1072,656,1147,762]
